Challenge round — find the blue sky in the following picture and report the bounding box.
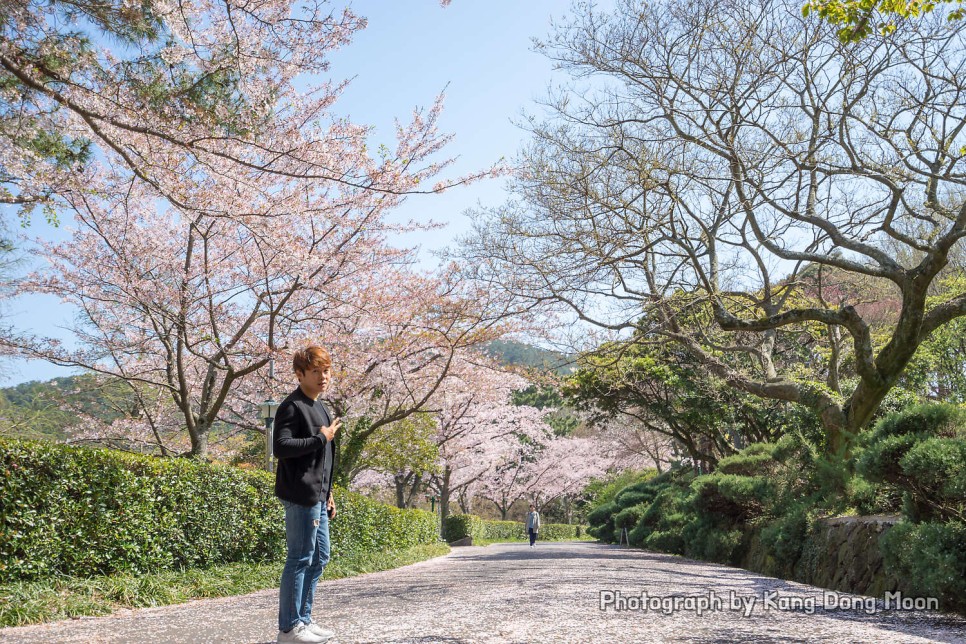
[2,0,574,386]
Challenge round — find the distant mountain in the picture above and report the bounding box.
[0,373,131,441]
[483,339,574,374]
[0,342,574,442]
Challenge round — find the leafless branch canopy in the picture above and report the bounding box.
[462,0,966,448]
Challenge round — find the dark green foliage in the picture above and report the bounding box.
[631,485,690,554]
[613,487,657,509]
[715,445,779,476]
[613,503,647,531]
[857,403,966,522]
[691,474,773,523]
[588,434,827,567]
[586,501,618,542]
[576,367,965,612]
[680,516,743,564]
[853,404,966,613]
[757,503,812,578]
[882,520,966,613]
[0,438,439,582]
[589,468,695,552]
[510,384,566,409]
[845,472,903,516]
[584,469,657,506]
[580,469,656,527]
[865,402,966,441]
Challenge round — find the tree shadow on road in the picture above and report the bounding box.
[444,542,966,644]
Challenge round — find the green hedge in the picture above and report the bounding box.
[539,523,585,540]
[442,514,586,543]
[0,438,439,582]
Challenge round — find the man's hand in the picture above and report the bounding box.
[327,495,337,519]
[320,417,341,442]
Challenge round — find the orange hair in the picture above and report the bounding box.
[292,346,331,375]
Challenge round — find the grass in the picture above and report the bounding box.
[0,542,450,628]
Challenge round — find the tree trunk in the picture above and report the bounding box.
[439,466,452,523]
[457,490,473,514]
[188,419,209,459]
[406,474,424,508]
[827,324,841,393]
[394,473,408,509]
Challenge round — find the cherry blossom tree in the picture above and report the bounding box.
[595,414,678,474]
[301,273,510,483]
[474,412,549,520]
[377,353,540,520]
[527,437,597,507]
[428,400,543,521]
[1,0,509,459]
[6,171,425,457]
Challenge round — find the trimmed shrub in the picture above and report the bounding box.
[539,523,585,540]
[593,434,826,568]
[581,469,657,521]
[587,501,618,542]
[715,442,781,477]
[0,438,438,582]
[442,513,479,543]
[857,404,966,613]
[330,488,438,558]
[443,514,517,542]
[613,503,647,532]
[584,470,660,541]
[442,514,587,543]
[882,520,966,613]
[633,485,690,554]
[681,515,743,564]
[690,473,773,523]
[757,503,812,577]
[858,403,966,522]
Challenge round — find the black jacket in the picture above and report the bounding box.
[273,387,335,506]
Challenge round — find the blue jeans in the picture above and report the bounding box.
[279,499,330,632]
[529,528,537,546]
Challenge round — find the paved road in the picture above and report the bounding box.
[4,542,966,643]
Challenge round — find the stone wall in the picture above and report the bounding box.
[742,515,901,597]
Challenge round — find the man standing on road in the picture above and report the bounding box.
[274,346,340,643]
[526,503,540,547]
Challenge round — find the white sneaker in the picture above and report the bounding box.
[277,622,325,643]
[305,619,335,641]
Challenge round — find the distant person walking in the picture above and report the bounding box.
[273,346,341,643]
[526,504,540,547]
